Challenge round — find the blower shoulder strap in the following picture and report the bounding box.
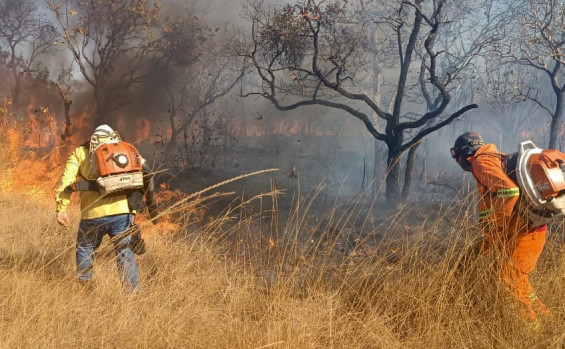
[504,151,519,184]
[63,180,99,193]
[473,151,518,178]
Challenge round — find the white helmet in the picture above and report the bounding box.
[93,124,115,137]
[90,124,120,153]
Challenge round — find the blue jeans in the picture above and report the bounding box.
[76,214,139,291]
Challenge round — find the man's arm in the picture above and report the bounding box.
[54,148,81,226]
[472,156,520,231]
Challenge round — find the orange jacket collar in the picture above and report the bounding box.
[468,143,499,164]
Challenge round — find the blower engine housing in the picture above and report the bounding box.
[90,141,144,195]
[515,141,565,227]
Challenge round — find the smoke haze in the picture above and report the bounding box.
[1,0,553,203]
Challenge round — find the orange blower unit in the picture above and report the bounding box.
[90,141,144,195]
[515,141,565,226]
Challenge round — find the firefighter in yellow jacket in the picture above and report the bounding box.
[451,132,551,328]
[55,125,141,291]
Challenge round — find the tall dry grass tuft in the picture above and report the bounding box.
[1,181,565,348]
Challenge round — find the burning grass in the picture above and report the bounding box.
[0,147,67,196]
[2,180,565,348]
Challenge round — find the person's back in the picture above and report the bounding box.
[56,143,131,219]
[55,125,141,291]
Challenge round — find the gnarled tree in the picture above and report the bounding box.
[493,0,565,149]
[479,59,541,151]
[236,0,492,202]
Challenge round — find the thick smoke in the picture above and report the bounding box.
[2,0,551,202]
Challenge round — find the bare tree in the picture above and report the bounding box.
[478,60,542,151]
[235,0,495,203]
[146,13,242,144]
[402,0,497,200]
[0,0,57,107]
[56,64,74,141]
[494,0,565,149]
[165,41,241,143]
[46,0,165,125]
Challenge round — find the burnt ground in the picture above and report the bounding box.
[137,134,476,262]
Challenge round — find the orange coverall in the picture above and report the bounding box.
[468,143,549,323]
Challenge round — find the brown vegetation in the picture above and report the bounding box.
[1,179,565,348]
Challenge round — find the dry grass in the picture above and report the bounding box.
[2,183,565,349]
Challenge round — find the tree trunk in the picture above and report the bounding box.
[11,65,20,108]
[372,140,384,196]
[63,104,71,138]
[171,127,181,143]
[57,84,73,141]
[419,140,428,184]
[13,76,20,108]
[401,141,421,202]
[549,92,564,149]
[385,146,402,204]
[171,112,197,144]
[169,106,180,144]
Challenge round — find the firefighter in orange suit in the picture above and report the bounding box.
[451,132,551,328]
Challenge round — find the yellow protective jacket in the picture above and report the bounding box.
[467,143,530,243]
[54,145,131,219]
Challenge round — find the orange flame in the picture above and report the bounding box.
[0,146,66,196]
[0,98,201,237]
[0,100,94,197]
[6,128,20,162]
[23,99,58,148]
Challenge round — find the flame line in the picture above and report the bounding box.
[105,168,279,245]
[141,168,279,227]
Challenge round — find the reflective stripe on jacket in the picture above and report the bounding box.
[54,145,131,219]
